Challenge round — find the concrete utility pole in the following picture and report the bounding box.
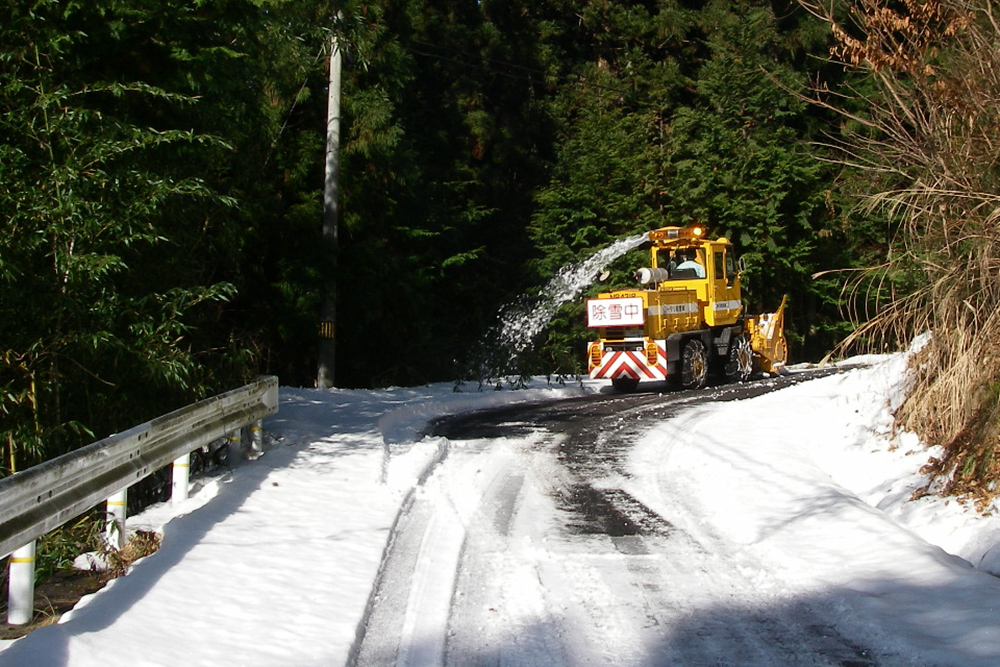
[317,25,342,388]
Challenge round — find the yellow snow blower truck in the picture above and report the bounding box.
[586,225,787,392]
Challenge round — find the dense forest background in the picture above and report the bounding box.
[0,0,891,473]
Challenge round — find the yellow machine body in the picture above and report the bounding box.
[586,225,787,391]
[745,294,788,374]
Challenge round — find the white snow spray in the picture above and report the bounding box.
[498,232,650,353]
[461,232,649,387]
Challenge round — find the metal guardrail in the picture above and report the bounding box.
[0,376,279,623]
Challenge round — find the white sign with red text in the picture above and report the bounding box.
[586,297,645,328]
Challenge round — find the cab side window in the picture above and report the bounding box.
[656,250,672,270]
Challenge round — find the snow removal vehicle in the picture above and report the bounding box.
[586,225,787,392]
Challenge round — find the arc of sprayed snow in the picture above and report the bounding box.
[499,232,650,352]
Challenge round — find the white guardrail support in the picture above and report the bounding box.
[250,420,264,459]
[0,376,278,625]
[106,489,127,550]
[7,541,36,626]
[172,453,191,505]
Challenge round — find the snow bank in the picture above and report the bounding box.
[627,353,1000,666]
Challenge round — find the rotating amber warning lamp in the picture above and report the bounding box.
[648,225,705,243]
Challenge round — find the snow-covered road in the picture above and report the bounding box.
[5,354,1000,667]
[355,383,886,666]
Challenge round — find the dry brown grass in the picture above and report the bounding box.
[103,529,162,579]
[802,0,1000,504]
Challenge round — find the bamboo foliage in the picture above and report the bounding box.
[803,0,1000,498]
[0,1,241,473]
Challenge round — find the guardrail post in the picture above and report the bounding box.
[106,489,127,550]
[7,540,36,625]
[249,420,263,459]
[172,453,190,504]
[226,430,241,461]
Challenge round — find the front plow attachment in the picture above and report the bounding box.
[747,295,788,374]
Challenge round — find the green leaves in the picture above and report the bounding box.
[520,0,855,366]
[0,0,248,471]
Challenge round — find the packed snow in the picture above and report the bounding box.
[3,350,1000,666]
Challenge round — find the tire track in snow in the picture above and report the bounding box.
[351,443,465,667]
[447,457,574,666]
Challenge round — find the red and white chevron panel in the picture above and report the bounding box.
[589,342,667,381]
